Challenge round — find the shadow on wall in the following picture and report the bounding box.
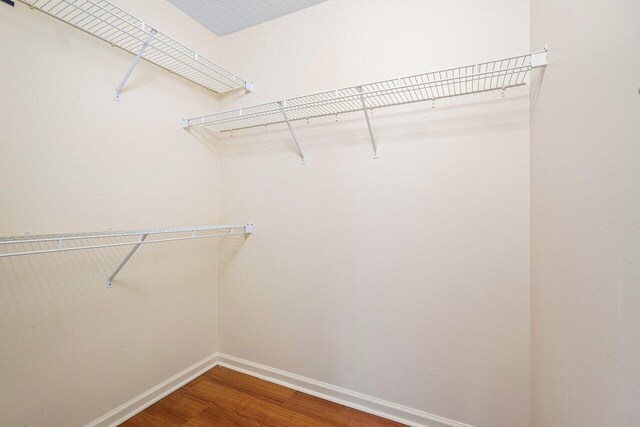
[0,236,239,324]
[183,89,530,160]
[183,126,221,154]
[529,65,546,115]
[218,234,250,267]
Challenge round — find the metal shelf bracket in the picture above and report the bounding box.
[106,233,148,288]
[531,46,548,68]
[114,28,156,101]
[279,101,306,164]
[357,86,378,159]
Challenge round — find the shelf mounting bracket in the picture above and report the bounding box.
[114,28,157,101]
[279,101,305,164]
[106,233,148,288]
[357,87,378,159]
[531,45,548,68]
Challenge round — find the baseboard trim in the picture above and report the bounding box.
[217,353,474,427]
[86,352,474,427]
[85,353,220,427]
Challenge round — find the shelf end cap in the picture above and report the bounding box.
[531,48,548,68]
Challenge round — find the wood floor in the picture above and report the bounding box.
[120,366,405,426]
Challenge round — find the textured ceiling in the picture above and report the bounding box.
[167,0,329,36]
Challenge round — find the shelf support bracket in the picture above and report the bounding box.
[357,87,378,159]
[106,233,148,288]
[279,101,305,164]
[114,29,157,101]
[531,46,548,68]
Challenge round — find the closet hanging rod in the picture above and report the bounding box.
[182,48,547,161]
[17,0,254,98]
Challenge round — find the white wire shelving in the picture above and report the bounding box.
[183,49,548,163]
[17,0,253,100]
[0,224,254,288]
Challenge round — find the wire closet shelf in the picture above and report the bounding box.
[0,224,253,258]
[184,49,547,132]
[18,0,251,94]
[0,224,254,288]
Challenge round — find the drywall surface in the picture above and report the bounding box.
[531,0,640,425]
[0,1,231,425]
[217,1,531,426]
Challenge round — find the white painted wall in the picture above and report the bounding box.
[0,1,230,425]
[10,0,624,425]
[530,0,640,425]
[217,1,531,426]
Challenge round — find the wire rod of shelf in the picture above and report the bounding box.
[0,224,253,258]
[183,49,547,131]
[18,0,251,93]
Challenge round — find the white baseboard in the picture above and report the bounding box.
[85,353,220,427]
[217,353,474,427]
[86,352,474,427]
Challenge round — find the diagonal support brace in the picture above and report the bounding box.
[357,87,378,159]
[279,101,305,164]
[114,29,157,101]
[106,234,148,288]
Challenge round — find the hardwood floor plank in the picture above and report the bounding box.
[282,392,352,426]
[280,391,405,427]
[182,406,263,427]
[146,393,208,425]
[185,377,256,407]
[121,411,181,427]
[237,394,341,427]
[349,410,406,427]
[204,366,296,403]
[119,366,405,426]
